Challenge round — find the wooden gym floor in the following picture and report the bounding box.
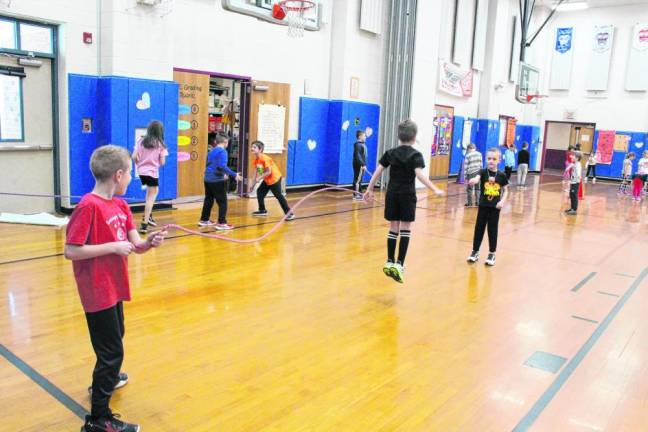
[1,173,647,431]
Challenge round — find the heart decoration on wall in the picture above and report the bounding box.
[307,139,317,151]
[136,92,151,110]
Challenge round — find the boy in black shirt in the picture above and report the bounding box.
[467,147,509,266]
[352,130,368,200]
[364,119,445,283]
[517,142,530,189]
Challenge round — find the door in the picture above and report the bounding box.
[248,80,291,193]
[237,80,251,195]
[570,124,595,170]
[429,105,453,178]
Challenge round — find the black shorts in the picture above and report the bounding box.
[384,191,417,222]
[139,175,159,187]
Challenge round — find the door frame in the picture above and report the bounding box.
[541,120,596,171]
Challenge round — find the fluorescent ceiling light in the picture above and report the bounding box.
[556,2,588,11]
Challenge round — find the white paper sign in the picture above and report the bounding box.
[0,75,23,141]
[257,104,286,154]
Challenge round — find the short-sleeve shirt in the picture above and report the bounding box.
[622,159,633,176]
[134,139,168,178]
[255,154,282,186]
[479,169,508,207]
[66,193,136,313]
[379,145,426,194]
[638,158,648,175]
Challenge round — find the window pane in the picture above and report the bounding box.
[0,20,16,49]
[19,23,52,54]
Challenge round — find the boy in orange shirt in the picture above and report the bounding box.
[248,140,295,220]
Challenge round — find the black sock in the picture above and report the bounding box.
[397,230,411,265]
[387,231,398,262]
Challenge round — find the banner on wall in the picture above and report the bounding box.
[432,105,454,156]
[438,61,473,97]
[626,23,648,90]
[586,25,615,91]
[614,134,630,152]
[550,27,574,90]
[555,27,573,53]
[631,23,648,50]
[596,130,615,165]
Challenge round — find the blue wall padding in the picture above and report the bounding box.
[448,116,465,175]
[514,124,541,170]
[288,97,380,186]
[68,74,179,204]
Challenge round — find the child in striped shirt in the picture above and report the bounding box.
[463,144,482,207]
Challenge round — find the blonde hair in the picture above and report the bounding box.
[90,145,131,182]
[487,147,501,157]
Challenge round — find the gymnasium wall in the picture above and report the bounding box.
[539,4,648,131]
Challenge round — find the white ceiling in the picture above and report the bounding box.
[538,0,648,7]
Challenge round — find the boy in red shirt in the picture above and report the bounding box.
[65,145,166,432]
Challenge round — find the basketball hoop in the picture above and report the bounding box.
[526,94,548,103]
[277,0,315,38]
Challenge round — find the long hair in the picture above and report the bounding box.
[142,120,165,149]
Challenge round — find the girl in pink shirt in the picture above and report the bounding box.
[132,120,168,233]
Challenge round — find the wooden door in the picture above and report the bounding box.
[570,124,595,169]
[174,70,210,197]
[248,80,290,192]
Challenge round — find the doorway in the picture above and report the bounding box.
[542,121,596,171]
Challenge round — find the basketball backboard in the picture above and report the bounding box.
[222,0,321,31]
[516,62,541,104]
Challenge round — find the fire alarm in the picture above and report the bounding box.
[83,32,93,44]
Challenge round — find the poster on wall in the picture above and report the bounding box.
[625,22,648,91]
[586,25,615,91]
[614,133,630,152]
[438,61,473,97]
[257,104,286,154]
[549,27,574,90]
[596,130,615,165]
[0,74,23,141]
[431,105,454,157]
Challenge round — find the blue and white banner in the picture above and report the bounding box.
[555,27,573,53]
[586,25,615,91]
[550,27,575,90]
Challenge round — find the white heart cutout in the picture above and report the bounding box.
[342,120,350,131]
[636,142,644,148]
[365,127,373,137]
[307,139,317,151]
[136,92,151,110]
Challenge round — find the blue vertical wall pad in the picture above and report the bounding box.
[68,74,178,204]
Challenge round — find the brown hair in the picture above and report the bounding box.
[90,145,131,181]
[398,119,417,143]
[141,120,165,149]
[251,140,265,152]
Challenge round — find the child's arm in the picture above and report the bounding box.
[467,173,481,185]
[127,229,167,254]
[362,164,385,200]
[496,186,509,209]
[415,168,445,196]
[159,153,166,167]
[64,242,134,260]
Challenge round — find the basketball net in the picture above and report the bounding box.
[279,0,315,38]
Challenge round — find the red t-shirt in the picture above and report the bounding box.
[66,193,135,313]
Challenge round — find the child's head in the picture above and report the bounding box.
[214,133,229,148]
[567,144,575,151]
[251,140,264,155]
[90,145,132,194]
[466,143,476,152]
[573,151,582,161]
[522,142,529,150]
[398,119,417,144]
[356,130,366,142]
[627,152,636,159]
[486,147,501,170]
[142,120,165,149]
[643,150,648,158]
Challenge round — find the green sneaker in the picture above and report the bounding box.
[383,262,395,278]
[392,263,405,283]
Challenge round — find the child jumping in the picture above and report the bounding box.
[467,147,509,266]
[65,145,166,432]
[565,152,582,215]
[132,120,168,234]
[199,133,243,229]
[249,141,295,220]
[364,119,445,283]
[618,152,635,196]
[352,130,368,201]
[463,143,482,206]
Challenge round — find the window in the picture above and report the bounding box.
[19,23,53,54]
[0,19,16,49]
[0,73,24,141]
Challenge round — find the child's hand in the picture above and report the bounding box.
[147,230,167,248]
[435,188,445,197]
[496,201,504,209]
[113,241,135,256]
[235,173,243,182]
[363,190,374,202]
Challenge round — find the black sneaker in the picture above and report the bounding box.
[82,412,140,432]
[138,222,148,234]
[485,253,496,266]
[467,251,479,263]
[285,213,296,221]
[147,216,157,227]
[88,372,129,394]
[252,210,268,217]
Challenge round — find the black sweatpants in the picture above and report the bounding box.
[201,181,228,223]
[86,302,125,418]
[586,165,596,179]
[472,206,501,253]
[352,163,364,194]
[569,182,579,211]
[504,166,513,180]
[258,178,291,214]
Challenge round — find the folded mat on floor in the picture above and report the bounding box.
[0,212,69,227]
